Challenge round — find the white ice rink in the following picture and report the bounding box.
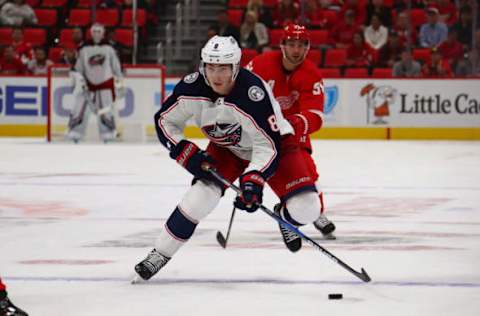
[1,138,480,315]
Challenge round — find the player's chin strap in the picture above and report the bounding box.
[205,166,371,283]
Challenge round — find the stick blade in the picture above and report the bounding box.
[216,231,227,248]
[357,268,371,283]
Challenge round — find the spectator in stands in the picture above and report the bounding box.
[272,0,299,27]
[438,29,464,68]
[0,46,27,74]
[339,0,367,26]
[364,14,388,50]
[27,46,53,75]
[330,9,361,49]
[210,10,240,43]
[454,51,479,77]
[0,0,37,26]
[10,27,33,64]
[433,0,457,26]
[346,31,374,68]
[421,47,453,77]
[304,0,322,28]
[419,8,448,48]
[365,0,392,27]
[239,10,269,52]
[393,11,417,46]
[243,0,273,28]
[377,31,405,67]
[393,49,421,77]
[450,6,473,48]
[72,27,85,48]
[60,42,78,67]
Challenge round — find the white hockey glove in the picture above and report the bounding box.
[114,76,126,100]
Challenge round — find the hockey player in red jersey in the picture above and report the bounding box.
[246,23,336,249]
[0,277,28,316]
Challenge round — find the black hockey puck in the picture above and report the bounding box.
[328,293,343,300]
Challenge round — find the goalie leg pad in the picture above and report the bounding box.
[285,191,321,225]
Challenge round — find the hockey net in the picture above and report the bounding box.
[47,64,164,143]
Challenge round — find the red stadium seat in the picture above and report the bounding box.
[227,9,243,28]
[115,29,133,47]
[121,9,147,27]
[319,68,341,78]
[25,0,41,7]
[76,0,101,7]
[94,9,119,27]
[240,49,258,67]
[228,0,248,8]
[321,10,338,28]
[382,0,394,7]
[309,30,329,46]
[344,67,369,78]
[372,68,393,78]
[269,29,283,47]
[59,28,74,45]
[48,47,63,63]
[306,49,322,66]
[324,48,347,67]
[410,9,427,27]
[41,0,67,7]
[0,28,13,45]
[68,9,91,26]
[24,28,47,46]
[413,48,431,63]
[35,9,58,27]
[263,0,277,8]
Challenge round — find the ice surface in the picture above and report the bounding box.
[1,138,480,315]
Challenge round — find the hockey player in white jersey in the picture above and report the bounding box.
[134,36,325,281]
[66,23,124,142]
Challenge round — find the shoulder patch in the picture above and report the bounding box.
[248,85,265,102]
[183,72,199,84]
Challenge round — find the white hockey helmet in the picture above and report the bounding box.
[199,35,242,83]
[90,23,105,44]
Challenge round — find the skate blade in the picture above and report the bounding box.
[322,233,336,240]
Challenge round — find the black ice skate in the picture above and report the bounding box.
[313,214,336,240]
[0,295,29,316]
[274,204,302,253]
[134,249,171,281]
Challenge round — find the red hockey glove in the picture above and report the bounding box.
[170,140,216,180]
[286,114,308,144]
[234,170,265,213]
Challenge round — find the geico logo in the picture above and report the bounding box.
[0,85,48,116]
[0,85,134,117]
[53,86,135,117]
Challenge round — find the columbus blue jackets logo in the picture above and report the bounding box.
[88,54,106,66]
[183,72,199,83]
[202,123,242,146]
[248,86,265,101]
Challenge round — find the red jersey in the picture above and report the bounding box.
[246,50,324,152]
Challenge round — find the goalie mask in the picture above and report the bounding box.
[199,36,242,85]
[90,23,105,44]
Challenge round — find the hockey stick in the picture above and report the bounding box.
[216,205,237,248]
[207,168,371,283]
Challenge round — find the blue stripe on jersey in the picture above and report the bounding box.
[165,207,198,241]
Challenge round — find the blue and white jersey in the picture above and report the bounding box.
[154,68,293,179]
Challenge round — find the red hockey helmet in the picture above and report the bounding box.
[282,23,310,44]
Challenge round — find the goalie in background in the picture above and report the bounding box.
[66,23,124,143]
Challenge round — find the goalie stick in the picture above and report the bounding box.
[207,167,371,283]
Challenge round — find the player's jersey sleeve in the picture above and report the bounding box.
[295,65,325,134]
[108,46,123,78]
[153,78,197,151]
